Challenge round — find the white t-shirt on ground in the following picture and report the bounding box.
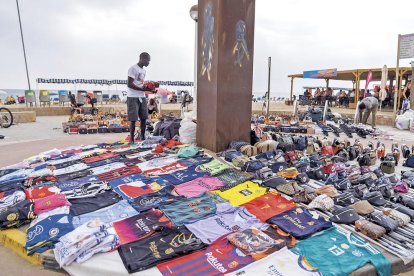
[127,64,146,98]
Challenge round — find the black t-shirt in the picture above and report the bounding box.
[69,190,121,216]
[118,226,206,273]
[0,200,35,229]
[57,169,91,182]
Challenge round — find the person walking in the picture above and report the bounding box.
[127,52,155,144]
[358,96,379,127]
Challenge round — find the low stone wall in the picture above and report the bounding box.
[11,111,36,123]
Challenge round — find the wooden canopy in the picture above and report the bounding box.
[288,67,412,110]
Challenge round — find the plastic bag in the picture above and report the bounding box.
[179,112,196,144]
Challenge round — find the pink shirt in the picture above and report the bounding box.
[34,194,71,215]
[175,176,226,198]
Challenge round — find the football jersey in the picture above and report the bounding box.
[177,156,213,167]
[145,162,188,177]
[83,152,119,163]
[57,175,100,191]
[267,207,332,239]
[69,190,122,216]
[214,181,268,206]
[47,155,81,166]
[160,193,217,226]
[72,200,138,227]
[137,156,178,172]
[25,214,74,255]
[96,166,142,182]
[33,194,71,215]
[160,165,210,186]
[54,218,119,266]
[113,209,173,245]
[0,200,35,229]
[175,176,226,198]
[216,169,252,186]
[56,169,91,182]
[241,192,296,222]
[129,187,180,212]
[118,226,205,273]
[227,227,293,260]
[199,160,231,175]
[62,182,110,199]
[227,247,322,276]
[113,181,163,200]
[86,156,124,168]
[186,203,269,244]
[89,162,126,175]
[157,236,254,276]
[53,163,90,176]
[0,190,25,209]
[291,227,391,276]
[25,186,61,200]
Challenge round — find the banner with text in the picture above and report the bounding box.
[399,33,414,59]
[303,68,337,79]
[36,78,194,86]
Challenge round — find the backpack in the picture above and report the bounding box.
[293,136,307,151]
[153,118,181,139]
[403,155,414,168]
[402,145,411,159]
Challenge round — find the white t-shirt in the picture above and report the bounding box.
[226,247,321,276]
[127,64,146,98]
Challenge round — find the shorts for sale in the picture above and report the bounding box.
[127,97,148,121]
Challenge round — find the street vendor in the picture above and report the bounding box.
[358,96,379,127]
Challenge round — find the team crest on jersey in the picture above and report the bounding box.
[27,225,44,242]
[7,213,18,221]
[49,227,60,237]
[228,261,239,269]
[352,249,362,257]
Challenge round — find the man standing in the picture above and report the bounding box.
[127,52,154,144]
[358,96,379,127]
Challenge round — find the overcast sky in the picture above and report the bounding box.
[1,0,413,96]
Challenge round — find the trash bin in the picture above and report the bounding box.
[93,90,103,104]
[58,90,69,106]
[25,90,36,107]
[77,90,87,105]
[39,90,51,106]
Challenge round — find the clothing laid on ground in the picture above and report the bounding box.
[113,209,173,245]
[72,200,138,227]
[54,218,119,266]
[62,182,110,199]
[226,247,322,276]
[0,200,36,229]
[291,227,391,276]
[199,160,231,175]
[57,175,100,191]
[214,181,268,206]
[160,193,217,226]
[69,190,122,216]
[186,203,269,244]
[24,186,61,200]
[216,169,252,186]
[241,192,297,222]
[137,156,178,172]
[128,187,180,212]
[145,162,188,177]
[96,166,142,182]
[157,236,254,276]
[177,156,213,167]
[33,194,71,215]
[118,226,205,273]
[25,214,74,255]
[267,207,333,239]
[159,165,209,185]
[175,176,225,198]
[89,162,126,175]
[0,189,25,209]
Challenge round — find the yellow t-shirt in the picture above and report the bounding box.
[214,181,268,206]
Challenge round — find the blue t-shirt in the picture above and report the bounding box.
[160,166,210,186]
[160,193,217,225]
[87,156,124,168]
[267,207,332,239]
[178,156,213,167]
[129,187,181,212]
[25,214,74,255]
[292,227,391,276]
[57,175,100,191]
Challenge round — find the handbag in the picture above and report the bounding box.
[275,181,303,196]
[355,219,386,240]
[293,189,316,204]
[382,208,411,226]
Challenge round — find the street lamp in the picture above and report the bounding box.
[189,5,198,119]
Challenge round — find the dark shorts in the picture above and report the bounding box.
[127,97,148,121]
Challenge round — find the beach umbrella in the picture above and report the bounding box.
[379,65,388,111]
[322,99,328,122]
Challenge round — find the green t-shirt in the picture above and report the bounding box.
[291,227,391,276]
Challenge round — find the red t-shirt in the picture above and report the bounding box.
[241,192,296,222]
